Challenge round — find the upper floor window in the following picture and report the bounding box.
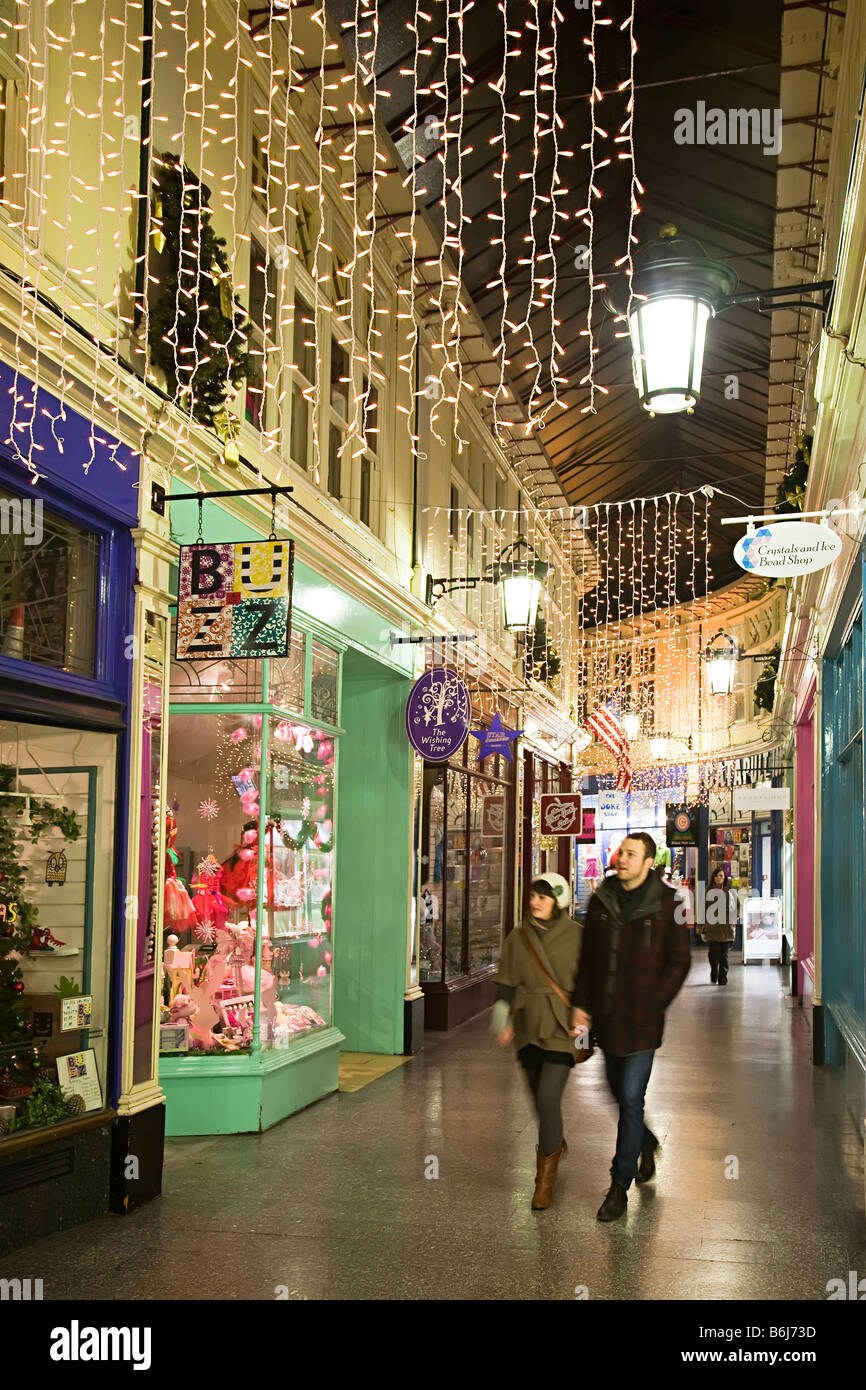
[245,238,278,433]
[290,290,315,471]
[295,195,318,275]
[251,130,270,211]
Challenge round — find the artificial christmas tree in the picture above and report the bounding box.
[0,764,81,1048]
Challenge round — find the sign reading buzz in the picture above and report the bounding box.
[176,539,294,660]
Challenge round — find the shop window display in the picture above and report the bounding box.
[0,723,116,1139]
[419,718,514,985]
[164,635,338,1057]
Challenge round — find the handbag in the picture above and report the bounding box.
[522,931,594,1064]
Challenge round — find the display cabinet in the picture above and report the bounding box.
[158,626,344,1133]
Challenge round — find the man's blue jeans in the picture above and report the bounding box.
[603,1049,657,1189]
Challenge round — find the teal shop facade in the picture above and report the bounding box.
[819,553,866,1145]
[159,497,415,1135]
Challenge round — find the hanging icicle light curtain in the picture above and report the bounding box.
[421,484,750,799]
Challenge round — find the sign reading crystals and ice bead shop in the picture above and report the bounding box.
[405,668,471,762]
[175,539,294,660]
[733,521,842,577]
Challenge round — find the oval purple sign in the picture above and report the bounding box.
[405,668,471,762]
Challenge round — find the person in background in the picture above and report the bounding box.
[700,865,738,984]
[570,832,690,1223]
[492,874,583,1212]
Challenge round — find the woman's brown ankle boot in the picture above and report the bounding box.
[532,1145,563,1210]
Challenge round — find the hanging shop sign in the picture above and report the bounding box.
[469,712,523,763]
[734,786,791,814]
[733,522,842,577]
[405,668,471,762]
[666,804,700,847]
[539,793,583,837]
[175,539,294,660]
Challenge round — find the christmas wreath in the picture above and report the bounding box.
[148,152,252,427]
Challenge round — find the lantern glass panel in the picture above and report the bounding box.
[500,573,542,632]
[630,296,710,414]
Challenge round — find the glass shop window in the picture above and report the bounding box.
[161,710,335,1055]
[267,630,306,713]
[0,721,116,1141]
[0,486,99,678]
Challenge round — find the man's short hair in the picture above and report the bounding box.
[623,831,656,862]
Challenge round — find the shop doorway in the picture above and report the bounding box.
[334,649,412,1054]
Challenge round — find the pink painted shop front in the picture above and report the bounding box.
[794,680,816,996]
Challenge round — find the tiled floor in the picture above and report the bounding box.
[1,956,864,1300]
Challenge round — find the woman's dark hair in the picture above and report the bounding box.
[710,866,727,886]
[529,878,556,901]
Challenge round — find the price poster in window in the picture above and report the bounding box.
[60,995,93,1031]
[176,540,294,660]
[57,1050,103,1112]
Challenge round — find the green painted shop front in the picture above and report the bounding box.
[159,499,414,1134]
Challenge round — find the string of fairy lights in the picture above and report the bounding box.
[0,0,647,481]
[0,0,778,798]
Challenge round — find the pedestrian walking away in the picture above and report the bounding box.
[700,866,738,984]
[570,833,690,1223]
[492,873,584,1211]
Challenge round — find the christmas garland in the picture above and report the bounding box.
[148,152,251,427]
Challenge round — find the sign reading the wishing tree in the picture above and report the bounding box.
[176,540,294,660]
[405,668,471,762]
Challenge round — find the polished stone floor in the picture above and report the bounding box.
[2,955,864,1300]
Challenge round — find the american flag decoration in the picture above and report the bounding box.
[587,700,633,793]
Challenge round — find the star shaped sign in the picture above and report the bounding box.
[469,712,523,763]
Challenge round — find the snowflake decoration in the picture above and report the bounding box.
[199,799,219,821]
[194,920,217,944]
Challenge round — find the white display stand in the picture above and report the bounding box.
[742,896,783,963]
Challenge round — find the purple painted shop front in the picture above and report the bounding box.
[0,359,140,1110]
[794,680,816,997]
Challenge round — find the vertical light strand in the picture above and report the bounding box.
[519,0,542,425]
[492,0,510,442]
[578,0,601,417]
[449,0,468,452]
[311,3,330,491]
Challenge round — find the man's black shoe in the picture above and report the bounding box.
[635,1142,658,1185]
[718,973,728,986]
[710,967,718,983]
[597,1181,628,1222]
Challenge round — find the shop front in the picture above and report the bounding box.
[521,752,571,912]
[819,565,865,1136]
[159,498,414,1134]
[418,693,518,1030]
[575,774,688,916]
[0,368,150,1253]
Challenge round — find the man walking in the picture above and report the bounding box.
[570,832,690,1222]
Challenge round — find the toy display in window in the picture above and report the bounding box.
[160,811,326,1053]
[163,812,196,931]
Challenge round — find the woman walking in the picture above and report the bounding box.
[701,866,738,984]
[492,873,583,1211]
